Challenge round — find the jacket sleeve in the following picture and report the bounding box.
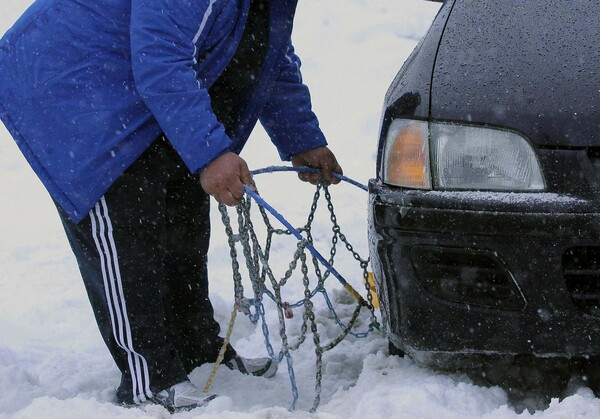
[130,0,231,173]
[259,42,328,161]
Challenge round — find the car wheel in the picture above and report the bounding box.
[583,355,600,396]
[388,340,405,357]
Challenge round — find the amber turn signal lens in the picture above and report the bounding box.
[383,120,431,189]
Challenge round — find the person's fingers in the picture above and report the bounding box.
[298,172,310,183]
[199,152,256,205]
[230,182,245,201]
[292,147,343,185]
[224,173,246,204]
[239,159,255,191]
[217,190,241,206]
[321,161,334,184]
[298,171,320,184]
[317,156,342,185]
[329,163,343,184]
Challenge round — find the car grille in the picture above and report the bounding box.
[587,149,600,176]
[563,247,600,317]
[410,246,524,310]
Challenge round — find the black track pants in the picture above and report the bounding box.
[56,137,233,404]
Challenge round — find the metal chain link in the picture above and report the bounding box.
[324,185,380,330]
[218,178,378,411]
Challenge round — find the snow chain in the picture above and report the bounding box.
[216,167,379,411]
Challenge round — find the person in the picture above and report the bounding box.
[0,0,343,412]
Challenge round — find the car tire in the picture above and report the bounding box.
[583,355,600,396]
[388,340,405,357]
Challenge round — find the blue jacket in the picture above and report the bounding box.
[0,0,327,221]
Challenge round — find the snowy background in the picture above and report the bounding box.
[2,0,600,417]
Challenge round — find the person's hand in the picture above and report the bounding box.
[291,146,343,185]
[199,152,254,206]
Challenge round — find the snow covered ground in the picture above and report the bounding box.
[2,0,600,417]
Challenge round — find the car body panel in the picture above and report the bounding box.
[431,0,600,147]
[376,0,456,177]
[369,0,600,364]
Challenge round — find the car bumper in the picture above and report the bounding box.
[369,181,600,363]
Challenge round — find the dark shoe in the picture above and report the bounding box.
[224,354,277,378]
[152,380,216,413]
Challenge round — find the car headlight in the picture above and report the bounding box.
[382,119,545,191]
[382,119,432,189]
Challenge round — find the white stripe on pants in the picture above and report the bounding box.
[90,197,153,403]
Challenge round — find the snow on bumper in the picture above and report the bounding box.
[368,181,600,363]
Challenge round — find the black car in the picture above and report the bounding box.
[368,0,600,370]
